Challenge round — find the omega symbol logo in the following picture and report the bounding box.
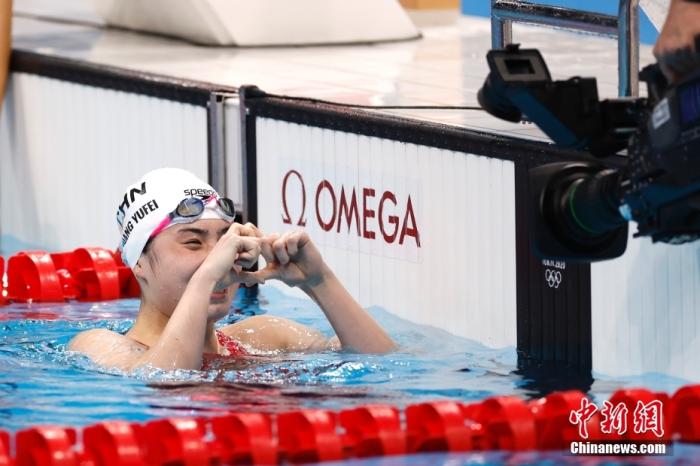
[545,269,563,288]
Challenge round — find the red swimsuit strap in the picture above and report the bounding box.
[128,331,247,357]
[215,330,248,357]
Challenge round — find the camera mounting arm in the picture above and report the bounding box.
[478,44,642,157]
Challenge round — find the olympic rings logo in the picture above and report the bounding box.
[545,269,563,288]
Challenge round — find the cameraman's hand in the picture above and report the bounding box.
[653,0,700,82]
[253,229,328,288]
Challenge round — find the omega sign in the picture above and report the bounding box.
[281,170,421,247]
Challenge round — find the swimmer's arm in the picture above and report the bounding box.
[221,315,340,352]
[255,230,396,354]
[127,270,216,371]
[300,267,397,353]
[69,274,218,371]
[126,232,261,371]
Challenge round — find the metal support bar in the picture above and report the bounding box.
[238,86,257,225]
[490,0,639,97]
[207,92,229,196]
[618,0,640,97]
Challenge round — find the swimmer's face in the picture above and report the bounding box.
[135,219,239,322]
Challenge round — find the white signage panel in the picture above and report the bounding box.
[255,118,517,348]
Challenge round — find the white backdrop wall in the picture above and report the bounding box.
[255,117,517,348]
[591,230,700,380]
[0,73,209,255]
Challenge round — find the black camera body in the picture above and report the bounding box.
[478,44,700,262]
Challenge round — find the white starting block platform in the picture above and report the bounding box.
[17,0,420,46]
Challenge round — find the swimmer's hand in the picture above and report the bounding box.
[251,229,397,353]
[253,229,328,288]
[196,223,263,288]
[653,0,700,82]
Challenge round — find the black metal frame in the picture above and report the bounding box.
[10,50,238,106]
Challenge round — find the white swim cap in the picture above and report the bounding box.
[116,168,227,268]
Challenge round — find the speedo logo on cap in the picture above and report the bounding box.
[116,181,147,227]
[184,188,216,198]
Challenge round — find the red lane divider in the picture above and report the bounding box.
[406,401,473,453]
[7,252,65,303]
[670,385,700,442]
[1,248,139,304]
[278,410,344,463]
[141,418,209,466]
[82,421,145,466]
[529,390,597,449]
[1,384,699,465]
[15,426,77,466]
[608,389,671,443]
[469,396,536,451]
[0,256,5,306]
[339,405,406,457]
[0,430,11,466]
[211,412,277,465]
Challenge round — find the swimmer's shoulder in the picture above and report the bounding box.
[68,328,124,351]
[68,328,145,370]
[218,315,284,351]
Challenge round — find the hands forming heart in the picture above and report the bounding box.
[200,223,327,291]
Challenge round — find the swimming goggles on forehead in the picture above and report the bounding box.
[150,195,236,239]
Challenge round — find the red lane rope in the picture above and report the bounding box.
[0,248,139,304]
[1,386,697,465]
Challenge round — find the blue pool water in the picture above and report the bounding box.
[0,286,697,464]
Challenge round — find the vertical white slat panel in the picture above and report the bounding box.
[502,160,517,345]
[255,117,517,348]
[380,138,395,305]
[369,136,384,305]
[490,157,503,345]
[476,155,490,342]
[641,245,658,373]
[0,73,208,255]
[592,230,700,379]
[668,246,683,376]
[453,150,469,340]
[424,145,443,324]
[357,134,373,308]
[335,130,351,289]
[681,240,698,377]
[348,132,361,300]
[415,142,431,325]
[439,149,454,328]
[464,151,479,333]
[393,141,408,315]
[324,128,339,255]
[478,157,498,346]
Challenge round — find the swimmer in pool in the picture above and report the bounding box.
[68,168,396,371]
